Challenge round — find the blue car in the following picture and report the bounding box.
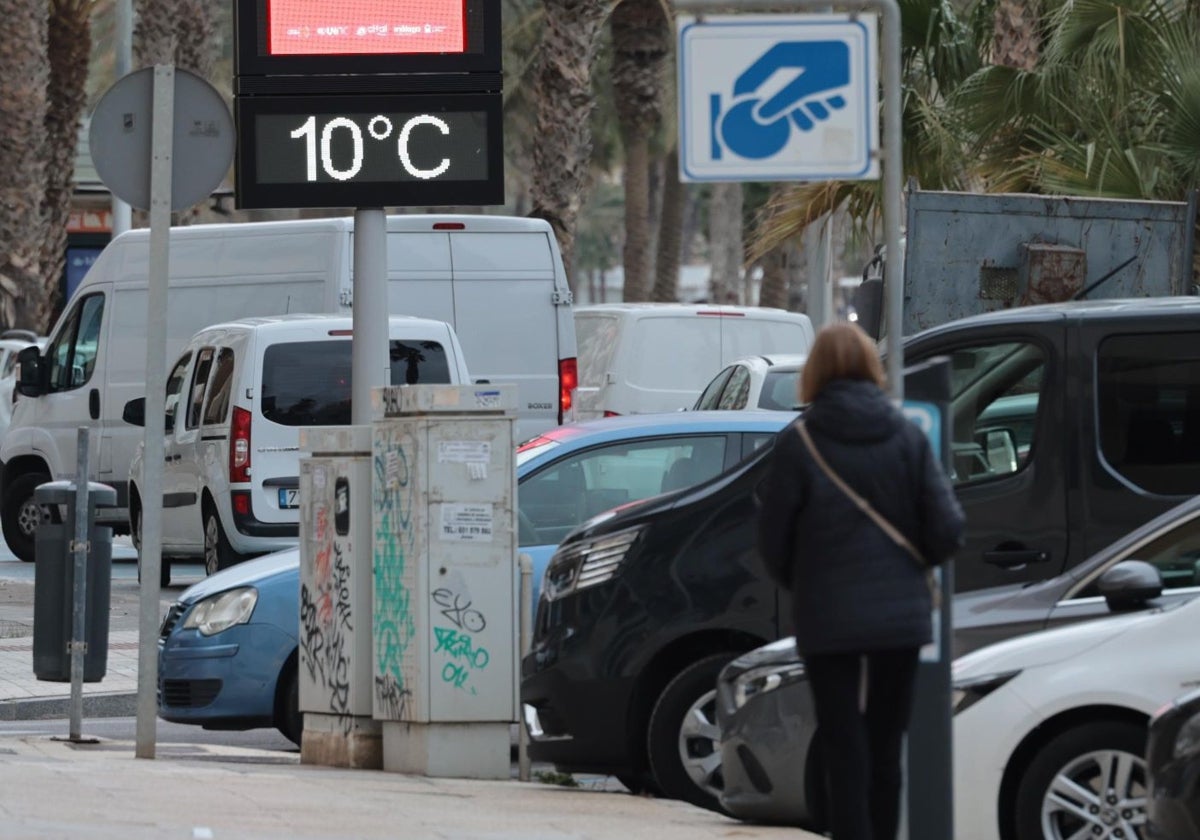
[158,411,794,743]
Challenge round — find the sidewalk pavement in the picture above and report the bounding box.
[0,731,824,840]
[0,628,826,840]
[0,628,140,720]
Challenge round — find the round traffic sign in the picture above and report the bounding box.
[89,67,234,212]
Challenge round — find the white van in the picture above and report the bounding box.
[1,215,576,562]
[125,314,469,583]
[573,304,815,420]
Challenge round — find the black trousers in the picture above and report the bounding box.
[804,647,921,840]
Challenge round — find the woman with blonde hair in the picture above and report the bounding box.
[757,322,964,840]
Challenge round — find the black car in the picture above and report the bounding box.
[1148,686,1200,839]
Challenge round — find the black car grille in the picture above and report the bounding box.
[159,603,186,638]
[160,679,221,709]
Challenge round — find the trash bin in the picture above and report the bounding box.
[32,481,117,682]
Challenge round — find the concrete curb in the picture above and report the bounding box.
[0,691,137,721]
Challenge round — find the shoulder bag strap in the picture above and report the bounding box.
[796,422,928,569]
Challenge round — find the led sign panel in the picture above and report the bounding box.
[235,0,497,76]
[235,92,504,209]
[267,0,466,55]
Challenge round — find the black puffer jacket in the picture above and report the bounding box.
[756,379,965,655]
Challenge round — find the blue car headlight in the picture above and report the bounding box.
[542,526,643,601]
[733,662,807,711]
[1174,709,1200,760]
[182,587,258,636]
[952,670,1020,715]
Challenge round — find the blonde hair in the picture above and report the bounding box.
[799,322,887,404]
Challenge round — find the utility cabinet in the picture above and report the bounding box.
[371,384,517,778]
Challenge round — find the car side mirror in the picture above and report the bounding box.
[1097,559,1163,611]
[16,346,44,397]
[122,398,145,427]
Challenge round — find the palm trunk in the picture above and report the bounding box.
[529,0,613,293]
[651,147,684,302]
[619,133,651,301]
[707,183,744,304]
[40,0,94,331]
[758,246,789,309]
[0,0,50,329]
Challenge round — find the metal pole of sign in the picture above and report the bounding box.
[68,428,90,741]
[518,553,533,782]
[674,0,903,400]
[351,209,390,425]
[111,0,133,237]
[135,63,176,760]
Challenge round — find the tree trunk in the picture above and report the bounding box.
[620,134,651,300]
[758,246,789,309]
[651,147,684,302]
[529,0,613,293]
[993,0,1041,70]
[0,0,50,329]
[610,0,669,303]
[707,183,744,304]
[39,0,94,332]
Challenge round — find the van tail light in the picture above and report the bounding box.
[558,357,577,425]
[603,411,621,418]
[231,406,251,483]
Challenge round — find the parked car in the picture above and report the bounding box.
[523,433,1200,813]
[125,314,471,584]
[573,304,814,420]
[716,577,1198,840]
[692,354,808,412]
[1147,686,1200,839]
[157,411,794,741]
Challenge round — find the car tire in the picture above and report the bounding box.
[1013,720,1148,840]
[646,652,737,813]
[203,502,242,576]
[2,471,52,563]
[277,666,302,747]
[132,503,170,588]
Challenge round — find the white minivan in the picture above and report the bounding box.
[2,214,576,562]
[125,315,470,583]
[573,304,815,419]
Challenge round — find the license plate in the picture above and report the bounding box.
[278,488,299,509]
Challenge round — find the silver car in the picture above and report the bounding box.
[715,493,1200,828]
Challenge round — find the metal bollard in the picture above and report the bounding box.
[518,553,533,782]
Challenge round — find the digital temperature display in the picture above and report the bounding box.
[267,0,467,56]
[235,92,504,209]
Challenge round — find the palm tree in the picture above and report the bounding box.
[956,0,1200,199]
[529,0,616,290]
[610,0,670,302]
[651,147,685,301]
[0,0,50,330]
[39,0,96,330]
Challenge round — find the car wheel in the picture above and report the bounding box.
[131,504,170,588]
[2,471,52,563]
[646,652,737,812]
[277,666,302,747]
[1014,720,1148,840]
[203,502,242,576]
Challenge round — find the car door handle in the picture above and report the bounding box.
[89,389,100,420]
[983,548,1049,569]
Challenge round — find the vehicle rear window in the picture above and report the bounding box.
[629,318,721,390]
[758,369,802,410]
[722,319,810,359]
[261,339,451,426]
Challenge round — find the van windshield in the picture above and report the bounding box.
[261,338,451,426]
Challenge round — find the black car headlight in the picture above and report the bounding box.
[542,526,642,601]
[952,670,1020,715]
[733,662,807,711]
[1174,709,1200,760]
[181,587,258,636]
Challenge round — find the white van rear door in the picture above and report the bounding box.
[383,232,454,321]
[574,312,622,420]
[449,232,562,438]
